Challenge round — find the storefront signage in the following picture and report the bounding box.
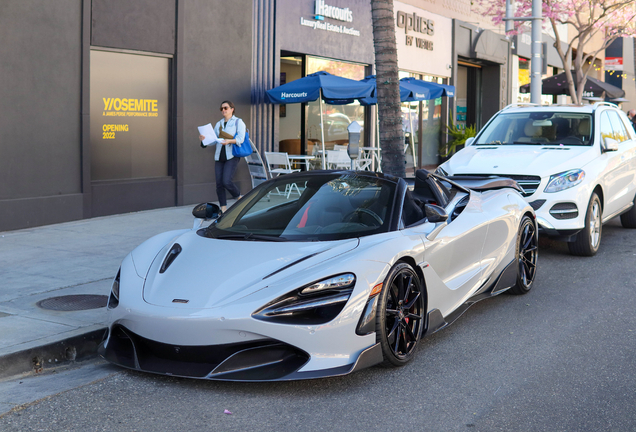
[396,10,434,51]
[102,98,159,117]
[300,1,360,37]
[314,0,353,22]
[605,57,623,71]
[393,1,452,78]
[90,50,169,181]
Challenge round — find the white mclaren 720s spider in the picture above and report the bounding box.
[99,169,538,381]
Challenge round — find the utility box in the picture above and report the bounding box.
[347,121,362,161]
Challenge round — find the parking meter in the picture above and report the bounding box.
[347,121,361,169]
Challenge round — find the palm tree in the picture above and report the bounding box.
[371,0,405,177]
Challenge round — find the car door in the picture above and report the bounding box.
[599,110,634,217]
[410,180,491,317]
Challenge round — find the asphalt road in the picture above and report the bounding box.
[1,218,635,432]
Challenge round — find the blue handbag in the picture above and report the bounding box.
[232,119,253,158]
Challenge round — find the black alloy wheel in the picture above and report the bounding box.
[376,262,425,367]
[509,215,538,295]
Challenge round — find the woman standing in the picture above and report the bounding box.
[199,100,244,212]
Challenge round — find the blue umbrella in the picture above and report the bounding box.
[265,71,374,104]
[399,77,455,99]
[266,71,374,168]
[358,75,414,106]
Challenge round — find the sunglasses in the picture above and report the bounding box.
[220,106,231,111]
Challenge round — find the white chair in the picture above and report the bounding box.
[326,150,351,170]
[264,151,301,198]
[333,144,348,151]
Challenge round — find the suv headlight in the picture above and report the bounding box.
[544,169,585,193]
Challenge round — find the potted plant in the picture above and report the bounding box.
[441,117,476,160]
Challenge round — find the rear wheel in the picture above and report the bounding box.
[509,215,538,295]
[568,193,602,256]
[376,263,425,367]
[620,195,636,228]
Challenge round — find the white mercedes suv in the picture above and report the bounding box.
[437,102,636,256]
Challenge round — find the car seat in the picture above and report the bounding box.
[517,120,548,143]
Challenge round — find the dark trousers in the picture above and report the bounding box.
[215,157,241,206]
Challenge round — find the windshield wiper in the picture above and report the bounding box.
[510,141,543,145]
[215,233,288,242]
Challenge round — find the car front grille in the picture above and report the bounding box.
[457,174,542,197]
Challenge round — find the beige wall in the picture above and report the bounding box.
[397,0,504,32]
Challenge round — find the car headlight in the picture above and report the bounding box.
[544,169,585,193]
[107,269,120,309]
[435,166,449,176]
[252,273,356,325]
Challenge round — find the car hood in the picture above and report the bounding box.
[444,145,595,177]
[141,230,359,309]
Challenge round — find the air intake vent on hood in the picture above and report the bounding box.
[160,243,182,274]
[476,147,499,150]
[541,147,570,150]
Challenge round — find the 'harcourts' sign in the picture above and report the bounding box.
[299,1,360,37]
[314,0,353,22]
[281,92,308,99]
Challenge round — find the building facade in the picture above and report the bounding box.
[1,0,513,231]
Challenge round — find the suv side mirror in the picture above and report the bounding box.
[192,202,221,219]
[602,137,619,152]
[465,137,475,147]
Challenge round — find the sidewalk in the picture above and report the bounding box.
[0,201,232,381]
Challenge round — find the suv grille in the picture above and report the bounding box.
[457,174,542,197]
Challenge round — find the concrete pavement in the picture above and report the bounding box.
[0,201,231,381]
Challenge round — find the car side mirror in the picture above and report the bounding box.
[192,202,222,219]
[602,137,619,152]
[465,137,475,147]
[425,204,448,223]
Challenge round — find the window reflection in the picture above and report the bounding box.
[398,71,443,169]
[306,57,366,154]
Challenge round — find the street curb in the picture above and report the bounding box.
[0,328,107,381]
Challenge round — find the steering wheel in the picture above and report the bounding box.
[343,208,383,226]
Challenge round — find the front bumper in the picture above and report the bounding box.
[98,325,383,381]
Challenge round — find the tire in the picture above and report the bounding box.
[508,215,538,295]
[375,262,425,367]
[568,192,602,256]
[620,195,636,228]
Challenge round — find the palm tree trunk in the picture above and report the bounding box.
[371,0,405,177]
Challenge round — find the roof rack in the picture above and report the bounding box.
[592,102,618,109]
[502,103,541,111]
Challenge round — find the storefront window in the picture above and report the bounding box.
[90,50,169,181]
[306,57,366,154]
[399,71,443,168]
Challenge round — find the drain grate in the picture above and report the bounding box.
[37,294,109,311]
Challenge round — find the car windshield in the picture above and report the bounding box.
[475,112,593,146]
[204,173,397,241]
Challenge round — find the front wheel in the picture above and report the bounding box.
[568,192,602,256]
[508,215,538,295]
[375,263,425,367]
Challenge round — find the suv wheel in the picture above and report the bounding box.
[620,194,636,228]
[568,192,602,256]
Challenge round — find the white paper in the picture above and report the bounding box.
[198,123,220,146]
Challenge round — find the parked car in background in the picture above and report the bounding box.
[437,102,636,256]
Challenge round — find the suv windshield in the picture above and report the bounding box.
[475,112,593,146]
[204,173,396,242]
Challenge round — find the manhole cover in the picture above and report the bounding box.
[37,294,108,311]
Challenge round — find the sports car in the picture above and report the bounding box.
[99,169,538,381]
